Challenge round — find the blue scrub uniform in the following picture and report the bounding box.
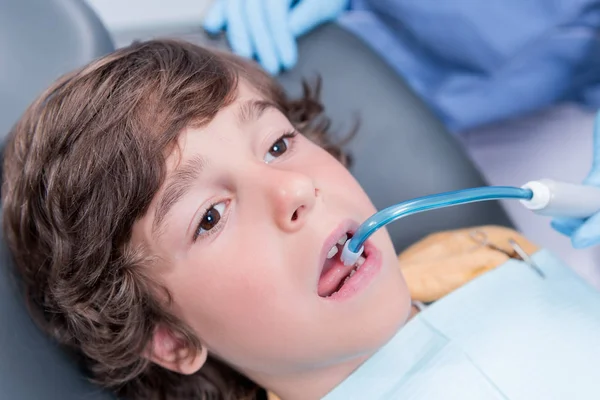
[340,0,600,132]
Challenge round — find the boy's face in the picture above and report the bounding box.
[133,81,411,378]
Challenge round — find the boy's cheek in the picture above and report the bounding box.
[171,263,298,338]
[308,154,373,206]
[180,282,312,365]
[294,144,368,208]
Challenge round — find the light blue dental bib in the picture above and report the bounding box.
[323,250,600,399]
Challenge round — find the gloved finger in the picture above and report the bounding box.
[582,110,600,186]
[245,0,280,74]
[226,0,253,59]
[265,0,298,70]
[557,110,600,247]
[551,217,584,237]
[203,0,227,34]
[572,212,600,248]
[289,0,350,37]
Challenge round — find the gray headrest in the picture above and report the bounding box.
[0,0,114,143]
[0,0,115,398]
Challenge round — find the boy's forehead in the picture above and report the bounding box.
[172,79,274,149]
[201,80,279,131]
[234,79,269,104]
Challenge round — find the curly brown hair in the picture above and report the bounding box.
[2,39,350,400]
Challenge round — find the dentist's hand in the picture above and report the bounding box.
[203,0,349,74]
[551,110,600,248]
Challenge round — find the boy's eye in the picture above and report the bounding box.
[195,202,226,239]
[264,132,296,163]
[264,137,289,163]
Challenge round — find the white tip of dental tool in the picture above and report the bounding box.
[520,180,551,211]
[340,239,364,266]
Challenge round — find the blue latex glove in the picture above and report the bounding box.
[551,110,600,249]
[203,0,349,74]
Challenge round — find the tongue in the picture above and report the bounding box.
[318,255,356,297]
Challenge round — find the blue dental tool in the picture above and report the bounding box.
[340,179,600,266]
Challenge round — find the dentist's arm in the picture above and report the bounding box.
[551,110,600,248]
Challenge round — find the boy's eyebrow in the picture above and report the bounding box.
[152,100,279,238]
[236,99,280,125]
[152,154,207,237]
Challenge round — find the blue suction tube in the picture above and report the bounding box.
[340,186,533,266]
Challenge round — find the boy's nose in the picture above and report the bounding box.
[267,170,317,232]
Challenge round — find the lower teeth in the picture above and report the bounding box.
[355,255,366,268]
[338,257,365,289]
[345,256,366,282]
[326,255,367,297]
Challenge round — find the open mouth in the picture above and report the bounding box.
[318,231,369,298]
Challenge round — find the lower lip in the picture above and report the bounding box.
[325,242,382,301]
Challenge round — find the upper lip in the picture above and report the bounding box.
[318,219,360,278]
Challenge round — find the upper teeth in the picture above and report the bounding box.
[327,246,339,259]
[327,234,349,259]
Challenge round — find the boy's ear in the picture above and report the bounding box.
[145,324,208,375]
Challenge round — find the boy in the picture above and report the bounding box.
[4,39,600,400]
[2,39,410,399]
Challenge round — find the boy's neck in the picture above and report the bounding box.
[248,352,374,400]
[247,304,421,400]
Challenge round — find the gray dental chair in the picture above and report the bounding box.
[0,1,512,399]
